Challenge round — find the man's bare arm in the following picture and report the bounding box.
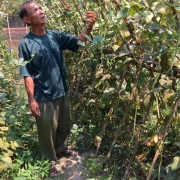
[78,11,96,43]
[24,76,41,116]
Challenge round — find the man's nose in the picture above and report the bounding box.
[39,9,44,14]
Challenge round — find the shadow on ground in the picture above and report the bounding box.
[54,150,95,180]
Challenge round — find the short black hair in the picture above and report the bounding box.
[19,0,34,19]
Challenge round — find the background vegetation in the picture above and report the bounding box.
[0,0,180,179]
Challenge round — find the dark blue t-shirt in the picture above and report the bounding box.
[19,30,79,101]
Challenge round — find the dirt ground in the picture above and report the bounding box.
[53,150,95,180]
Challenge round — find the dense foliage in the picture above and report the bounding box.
[0,0,24,17]
[41,0,180,179]
[0,0,180,179]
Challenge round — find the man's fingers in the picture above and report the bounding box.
[86,11,97,20]
[86,18,96,22]
[36,107,41,116]
[30,102,41,116]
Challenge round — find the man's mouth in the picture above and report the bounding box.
[41,16,46,20]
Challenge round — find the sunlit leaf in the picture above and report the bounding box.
[171,156,180,171]
[154,135,158,143]
[152,2,167,14]
[95,68,103,78]
[103,88,115,98]
[13,140,24,148]
[72,124,78,130]
[101,74,111,81]
[0,119,5,125]
[73,103,81,110]
[142,11,154,23]
[3,149,14,156]
[1,156,12,167]
[0,127,8,131]
[0,162,8,172]
[95,136,102,146]
[0,138,8,150]
[112,45,120,52]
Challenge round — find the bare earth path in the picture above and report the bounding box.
[55,150,95,180]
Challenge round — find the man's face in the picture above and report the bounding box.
[23,2,47,26]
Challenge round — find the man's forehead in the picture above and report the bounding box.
[25,1,40,10]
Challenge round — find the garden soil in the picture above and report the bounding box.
[55,150,95,180]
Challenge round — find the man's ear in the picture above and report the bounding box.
[23,16,31,25]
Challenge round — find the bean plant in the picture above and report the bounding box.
[0,0,180,179]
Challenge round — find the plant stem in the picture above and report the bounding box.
[147,94,180,180]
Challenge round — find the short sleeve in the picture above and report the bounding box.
[57,31,79,52]
[19,42,32,77]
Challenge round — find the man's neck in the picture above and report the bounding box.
[31,26,46,36]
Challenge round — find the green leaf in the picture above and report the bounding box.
[166,165,178,180]
[130,2,143,12]
[72,124,78,130]
[129,178,138,180]
[124,58,134,64]
[103,88,115,98]
[151,88,162,93]
[19,53,34,66]
[150,22,160,30]
[0,71,4,78]
[93,36,104,44]
[174,142,180,148]
[0,93,7,103]
[77,40,85,46]
[86,99,96,106]
[83,34,93,42]
[116,7,129,19]
[108,9,114,20]
[143,54,151,63]
[13,177,26,180]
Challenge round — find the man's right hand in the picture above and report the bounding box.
[30,101,41,116]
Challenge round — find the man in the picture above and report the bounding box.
[19,0,96,177]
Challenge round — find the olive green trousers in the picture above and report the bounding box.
[35,94,70,162]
